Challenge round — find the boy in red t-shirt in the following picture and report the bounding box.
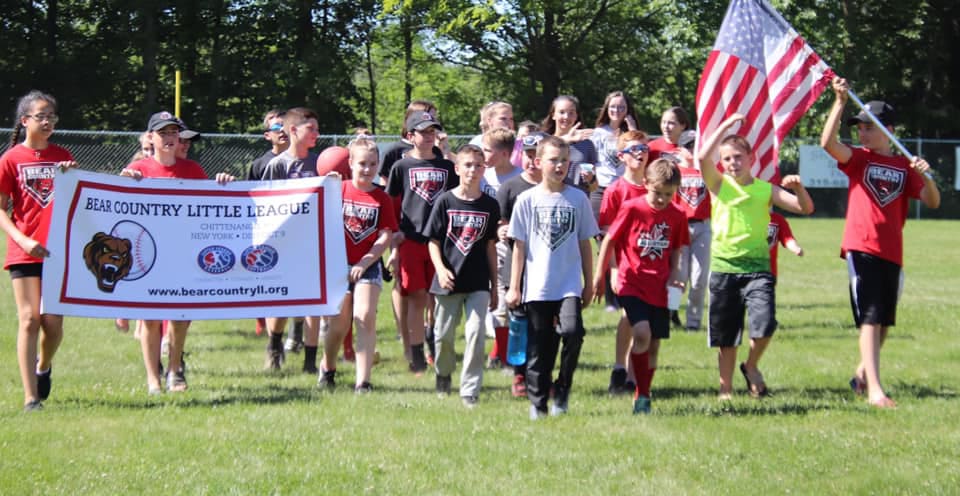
[821,77,940,408]
[597,130,649,395]
[593,159,689,414]
[122,111,234,394]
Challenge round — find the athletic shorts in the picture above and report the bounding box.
[847,251,903,327]
[618,295,670,340]
[708,272,777,347]
[8,263,42,279]
[398,239,434,294]
[348,262,382,292]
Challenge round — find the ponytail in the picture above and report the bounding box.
[9,122,23,148]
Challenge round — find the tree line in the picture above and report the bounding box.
[2,0,958,142]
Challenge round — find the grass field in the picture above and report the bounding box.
[0,218,958,495]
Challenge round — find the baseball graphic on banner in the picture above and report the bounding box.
[109,220,157,281]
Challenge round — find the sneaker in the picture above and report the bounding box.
[633,395,651,415]
[435,375,452,397]
[264,349,285,370]
[355,382,373,394]
[529,404,547,420]
[23,400,43,412]
[283,337,304,354]
[318,369,336,390]
[550,400,568,416]
[624,380,637,395]
[511,374,527,398]
[461,396,479,409]
[486,356,503,370]
[36,367,52,401]
[670,310,683,329]
[167,370,188,392]
[608,368,627,395]
[302,364,319,375]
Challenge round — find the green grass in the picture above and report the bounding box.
[1,218,958,494]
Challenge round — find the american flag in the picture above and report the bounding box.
[696,0,834,183]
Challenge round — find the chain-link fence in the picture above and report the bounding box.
[1,129,957,218]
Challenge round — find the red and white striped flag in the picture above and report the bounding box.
[696,0,834,183]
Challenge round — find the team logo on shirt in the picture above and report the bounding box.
[637,222,670,260]
[343,200,380,244]
[20,163,57,208]
[446,210,489,255]
[678,176,707,207]
[767,223,779,250]
[534,206,576,251]
[408,167,448,204]
[864,164,905,207]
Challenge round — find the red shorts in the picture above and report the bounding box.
[398,239,434,294]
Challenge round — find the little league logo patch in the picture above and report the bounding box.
[534,206,575,251]
[637,221,671,260]
[446,210,489,255]
[408,167,448,204]
[678,176,707,207]
[767,223,780,250]
[241,244,279,273]
[20,163,57,208]
[197,245,236,274]
[864,164,905,207]
[82,220,157,293]
[343,200,380,244]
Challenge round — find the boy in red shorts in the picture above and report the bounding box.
[386,112,459,373]
[820,77,940,408]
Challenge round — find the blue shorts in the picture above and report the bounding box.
[348,262,382,292]
[618,295,670,340]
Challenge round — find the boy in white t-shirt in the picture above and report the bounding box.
[506,136,599,419]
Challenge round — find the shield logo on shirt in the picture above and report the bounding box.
[534,206,576,251]
[864,164,905,208]
[447,210,489,255]
[343,200,380,244]
[767,222,779,250]
[20,163,57,208]
[409,167,448,204]
[678,176,707,207]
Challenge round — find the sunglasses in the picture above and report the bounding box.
[26,113,59,124]
[521,134,544,147]
[620,143,649,155]
[266,123,284,132]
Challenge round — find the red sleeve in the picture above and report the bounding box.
[905,167,925,199]
[837,145,864,176]
[0,153,16,197]
[606,200,633,244]
[598,185,618,228]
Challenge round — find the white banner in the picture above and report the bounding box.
[799,144,847,188]
[42,170,347,320]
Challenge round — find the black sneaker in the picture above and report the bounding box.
[37,367,52,401]
[355,382,373,394]
[670,311,683,329]
[318,369,336,390]
[264,349,284,370]
[608,368,627,395]
[436,375,452,397]
[624,380,637,395]
[302,363,319,375]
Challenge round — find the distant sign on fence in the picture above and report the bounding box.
[799,145,847,188]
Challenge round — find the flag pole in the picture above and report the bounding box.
[846,89,934,180]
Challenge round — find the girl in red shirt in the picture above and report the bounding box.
[0,91,77,411]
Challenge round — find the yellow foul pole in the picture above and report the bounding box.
[175,70,181,118]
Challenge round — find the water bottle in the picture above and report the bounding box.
[506,306,528,366]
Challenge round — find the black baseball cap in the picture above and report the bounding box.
[847,101,896,127]
[175,118,201,140]
[147,111,182,131]
[405,112,443,132]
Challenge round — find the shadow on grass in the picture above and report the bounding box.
[777,330,915,341]
[63,384,318,410]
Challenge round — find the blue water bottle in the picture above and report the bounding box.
[506,306,528,366]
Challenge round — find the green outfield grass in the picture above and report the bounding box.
[0,218,958,495]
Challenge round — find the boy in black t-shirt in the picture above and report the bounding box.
[424,145,500,407]
[386,112,459,373]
